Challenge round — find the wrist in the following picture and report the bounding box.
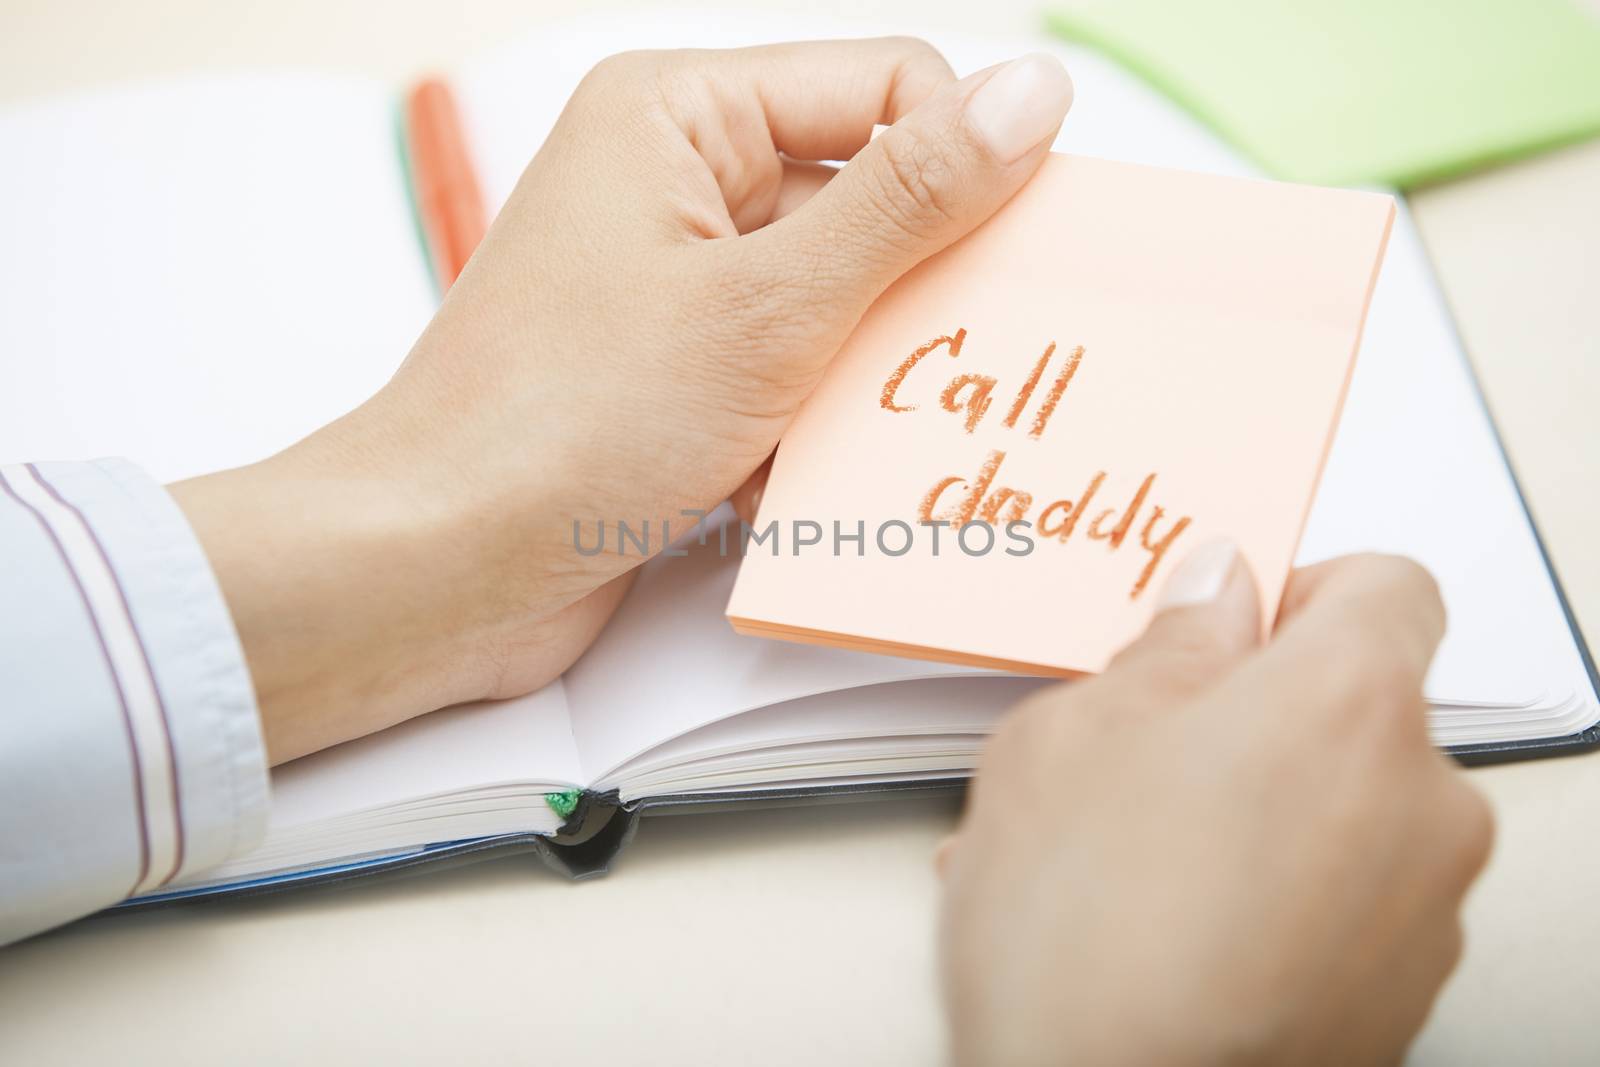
[168,420,518,763]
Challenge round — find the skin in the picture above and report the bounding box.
[166,39,1493,1064]
[941,549,1493,1065]
[171,37,1062,762]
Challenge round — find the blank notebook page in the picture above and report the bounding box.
[0,73,436,482]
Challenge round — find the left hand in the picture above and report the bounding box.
[171,40,1075,761]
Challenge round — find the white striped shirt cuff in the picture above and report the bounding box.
[0,459,267,942]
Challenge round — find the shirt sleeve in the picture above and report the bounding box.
[0,458,268,944]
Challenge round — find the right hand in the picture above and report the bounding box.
[940,545,1494,1065]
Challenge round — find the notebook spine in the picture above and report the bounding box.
[543,790,637,878]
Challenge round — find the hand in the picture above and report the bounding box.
[939,545,1494,1066]
[169,41,1075,761]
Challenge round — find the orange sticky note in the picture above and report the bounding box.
[726,153,1394,676]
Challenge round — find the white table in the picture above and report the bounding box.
[2,2,1597,1062]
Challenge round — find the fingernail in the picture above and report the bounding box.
[964,53,1074,165]
[1157,539,1240,611]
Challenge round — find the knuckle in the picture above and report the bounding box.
[580,50,667,96]
[1342,553,1446,634]
[1363,553,1443,611]
[870,130,960,239]
[879,35,947,73]
[598,49,665,75]
[1447,780,1496,875]
[881,34,940,56]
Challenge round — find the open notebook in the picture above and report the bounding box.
[1,12,1594,903]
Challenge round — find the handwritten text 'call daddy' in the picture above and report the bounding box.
[882,328,1191,599]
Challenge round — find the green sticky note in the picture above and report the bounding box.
[1047,0,1600,187]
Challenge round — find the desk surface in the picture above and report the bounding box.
[2,2,1598,1063]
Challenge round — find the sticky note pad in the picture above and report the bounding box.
[726,155,1394,675]
[1047,0,1600,187]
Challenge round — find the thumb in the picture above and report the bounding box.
[760,53,1073,302]
[1101,539,1263,704]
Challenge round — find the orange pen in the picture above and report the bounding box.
[404,78,487,292]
